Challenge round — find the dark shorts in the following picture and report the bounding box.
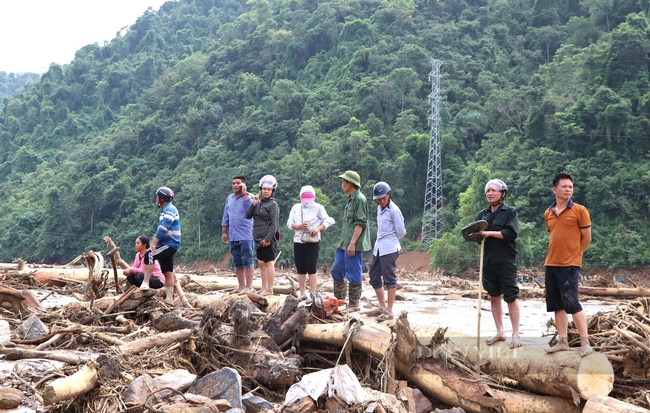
[127,273,164,289]
[256,245,276,263]
[294,242,320,274]
[545,266,583,314]
[145,245,177,274]
[369,252,398,289]
[482,261,519,303]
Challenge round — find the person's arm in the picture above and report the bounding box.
[347,225,363,257]
[221,198,230,244]
[245,199,257,219]
[287,204,306,231]
[580,226,592,252]
[392,206,407,239]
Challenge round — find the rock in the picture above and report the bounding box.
[242,393,276,412]
[434,408,466,413]
[151,369,197,398]
[284,396,317,413]
[124,370,197,406]
[162,393,232,412]
[123,374,154,405]
[14,359,65,380]
[0,387,22,408]
[188,367,243,410]
[413,388,433,413]
[443,294,463,300]
[16,314,49,340]
[0,319,11,345]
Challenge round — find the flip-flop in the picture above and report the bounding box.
[376,311,394,322]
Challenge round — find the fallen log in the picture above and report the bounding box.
[42,361,98,406]
[0,347,95,365]
[583,394,650,413]
[578,286,650,297]
[116,329,194,356]
[190,275,296,294]
[448,337,614,401]
[301,319,582,413]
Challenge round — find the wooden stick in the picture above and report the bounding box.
[612,325,650,355]
[107,246,122,294]
[476,239,485,379]
[104,285,137,315]
[175,280,193,308]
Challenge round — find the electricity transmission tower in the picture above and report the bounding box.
[421,59,443,244]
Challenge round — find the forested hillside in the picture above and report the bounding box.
[1,0,649,273]
[0,72,39,108]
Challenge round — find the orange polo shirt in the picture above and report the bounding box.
[544,200,591,267]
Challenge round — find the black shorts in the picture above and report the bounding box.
[127,273,164,289]
[545,266,583,314]
[294,242,320,274]
[145,245,177,274]
[482,261,519,303]
[368,252,398,289]
[256,245,276,263]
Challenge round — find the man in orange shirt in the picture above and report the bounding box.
[544,172,593,356]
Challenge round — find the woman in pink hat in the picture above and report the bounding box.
[286,185,335,303]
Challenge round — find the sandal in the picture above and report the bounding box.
[376,311,394,322]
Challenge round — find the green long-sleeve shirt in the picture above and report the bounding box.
[338,189,371,251]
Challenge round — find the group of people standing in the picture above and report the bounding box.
[470,172,593,356]
[119,171,591,356]
[220,170,406,321]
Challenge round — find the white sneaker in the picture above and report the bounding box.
[139,283,150,291]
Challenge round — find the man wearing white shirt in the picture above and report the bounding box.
[370,182,406,321]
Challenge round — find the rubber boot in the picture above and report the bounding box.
[333,280,347,301]
[343,282,362,313]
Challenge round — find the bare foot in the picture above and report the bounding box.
[232,287,246,294]
[546,336,570,353]
[510,336,522,349]
[580,338,593,357]
[165,298,175,306]
[486,335,506,346]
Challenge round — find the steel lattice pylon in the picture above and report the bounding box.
[422,59,443,244]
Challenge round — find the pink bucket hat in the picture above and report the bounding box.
[300,185,316,202]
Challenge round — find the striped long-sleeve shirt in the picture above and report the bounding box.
[156,202,181,249]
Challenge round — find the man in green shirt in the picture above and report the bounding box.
[331,170,371,312]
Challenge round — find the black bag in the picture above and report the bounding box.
[275,230,281,241]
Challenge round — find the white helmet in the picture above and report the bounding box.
[485,179,508,200]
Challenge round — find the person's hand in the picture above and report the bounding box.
[149,244,157,252]
[261,240,270,247]
[298,222,309,230]
[243,184,249,199]
[252,194,260,205]
[347,242,356,257]
[124,269,131,276]
[309,227,319,236]
[221,233,228,244]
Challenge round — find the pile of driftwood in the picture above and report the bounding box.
[2,243,650,412]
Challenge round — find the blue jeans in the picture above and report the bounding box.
[331,247,363,284]
[230,240,254,270]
